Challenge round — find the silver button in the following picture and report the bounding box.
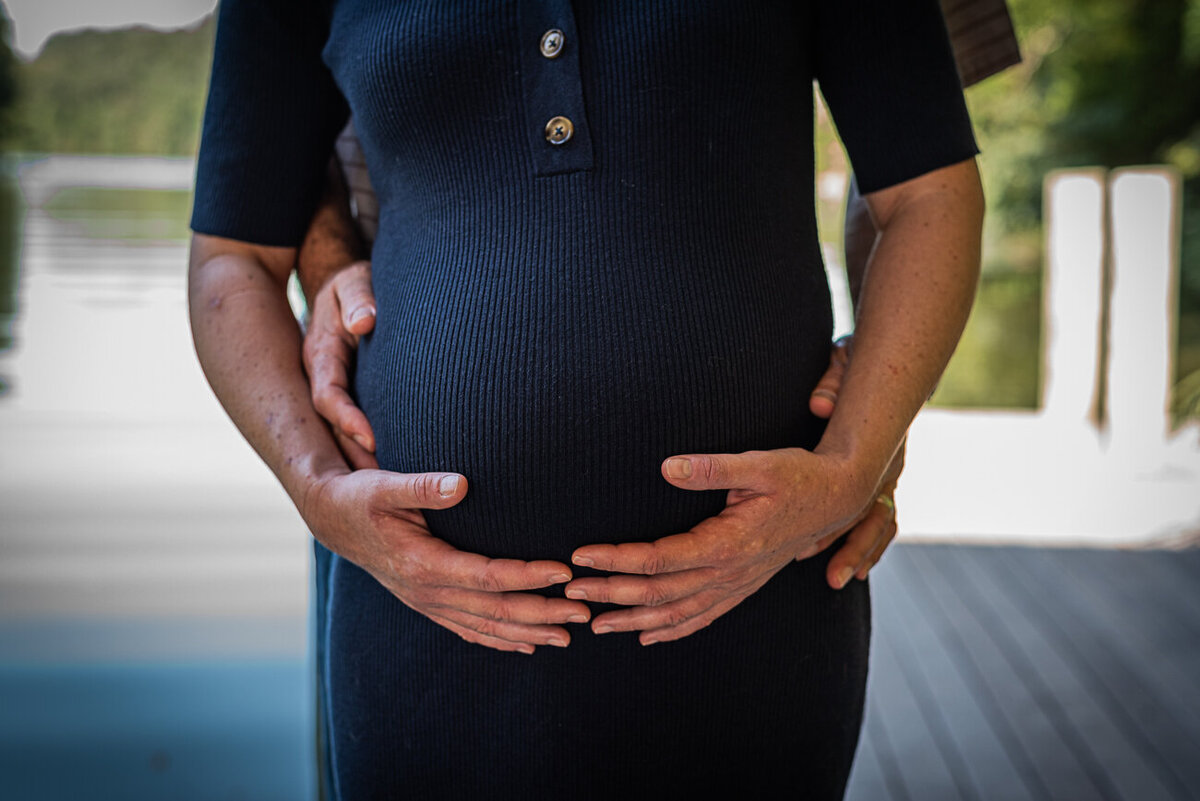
[544,116,574,145]
[540,29,564,59]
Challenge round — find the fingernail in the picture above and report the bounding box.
[812,389,836,403]
[594,624,614,635]
[641,637,659,646]
[352,433,371,450]
[549,573,571,584]
[348,306,374,325]
[518,645,534,655]
[665,458,693,479]
[565,588,587,600]
[572,555,594,567]
[437,475,460,496]
[568,614,589,624]
[548,636,568,648]
[834,567,854,589]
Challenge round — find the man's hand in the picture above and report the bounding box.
[303,468,590,653]
[302,261,378,469]
[564,448,878,646]
[808,337,904,589]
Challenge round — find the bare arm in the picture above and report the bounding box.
[297,158,367,304]
[804,175,900,589]
[188,233,589,653]
[567,158,983,644]
[294,159,380,466]
[189,234,347,505]
[817,158,982,475]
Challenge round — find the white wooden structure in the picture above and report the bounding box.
[900,166,1198,545]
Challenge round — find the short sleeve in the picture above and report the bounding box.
[190,0,350,246]
[814,0,979,194]
[942,0,1021,88]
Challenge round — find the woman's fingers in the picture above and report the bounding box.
[425,611,537,655]
[564,567,717,607]
[426,604,575,649]
[404,560,587,651]
[393,541,588,651]
[587,572,771,642]
[368,472,577,584]
[571,516,734,577]
[588,586,728,635]
[431,588,588,625]
[312,471,587,654]
[639,589,760,646]
[658,450,778,492]
[414,542,575,592]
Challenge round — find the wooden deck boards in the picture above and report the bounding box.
[845,544,1200,801]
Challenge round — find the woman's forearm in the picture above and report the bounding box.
[815,158,984,490]
[188,234,350,514]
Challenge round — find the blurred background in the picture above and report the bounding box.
[0,1,1196,800]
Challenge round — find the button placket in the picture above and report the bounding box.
[519,0,593,175]
[540,26,572,146]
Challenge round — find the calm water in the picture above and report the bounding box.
[0,156,313,801]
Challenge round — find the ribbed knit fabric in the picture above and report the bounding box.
[191,1,977,799]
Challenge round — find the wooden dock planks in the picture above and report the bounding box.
[845,544,1200,801]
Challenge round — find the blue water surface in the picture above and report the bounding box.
[0,659,313,801]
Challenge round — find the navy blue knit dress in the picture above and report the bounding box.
[192,1,976,798]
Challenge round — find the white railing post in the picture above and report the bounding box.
[1042,169,1108,427]
[1106,168,1180,456]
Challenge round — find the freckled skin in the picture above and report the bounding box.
[189,159,982,650]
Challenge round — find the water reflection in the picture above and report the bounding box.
[0,156,312,801]
[0,156,21,355]
[1,154,308,644]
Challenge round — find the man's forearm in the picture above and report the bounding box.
[297,158,367,305]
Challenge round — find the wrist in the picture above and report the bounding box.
[812,435,895,504]
[288,451,352,525]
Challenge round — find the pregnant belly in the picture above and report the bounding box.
[354,251,833,563]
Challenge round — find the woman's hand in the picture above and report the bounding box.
[189,235,587,655]
[564,448,880,646]
[302,266,907,594]
[303,467,591,654]
[298,261,593,654]
[808,337,903,589]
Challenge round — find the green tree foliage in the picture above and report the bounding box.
[7,17,214,156]
[0,7,17,145]
[959,0,1200,417]
[2,4,1196,412]
[971,0,1200,229]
